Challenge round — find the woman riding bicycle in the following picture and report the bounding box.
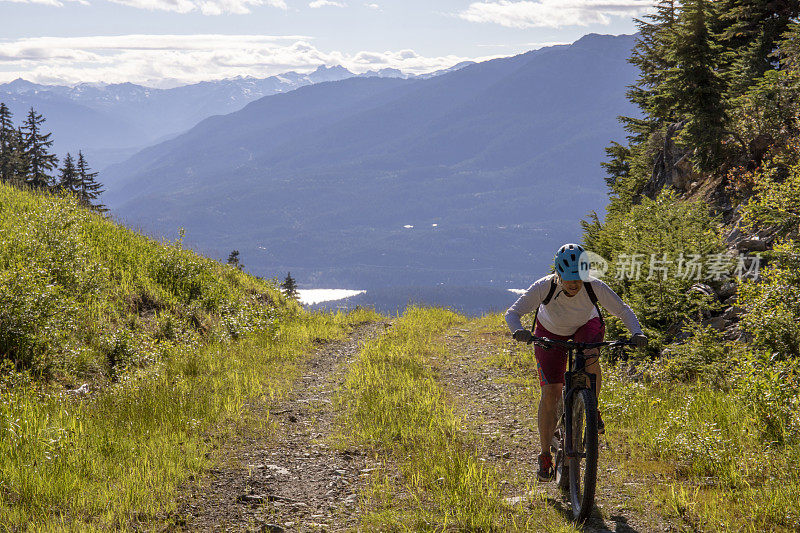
[506,243,647,481]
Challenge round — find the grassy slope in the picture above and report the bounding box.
[603,367,800,531]
[0,184,381,529]
[0,311,376,530]
[0,183,286,383]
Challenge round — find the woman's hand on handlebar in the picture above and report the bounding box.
[512,329,532,343]
[631,332,648,348]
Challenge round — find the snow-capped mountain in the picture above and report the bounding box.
[1,62,473,170]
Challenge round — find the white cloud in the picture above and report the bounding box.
[477,40,569,48]
[459,0,651,29]
[308,0,345,7]
[525,41,570,47]
[364,2,379,8]
[0,34,494,87]
[2,0,286,13]
[2,0,87,5]
[197,0,285,15]
[349,48,471,73]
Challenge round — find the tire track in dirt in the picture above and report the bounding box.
[170,322,386,532]
[440,322,676,533]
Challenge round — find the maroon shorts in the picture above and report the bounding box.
[534,317,605,386]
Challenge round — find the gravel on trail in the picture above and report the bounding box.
[168,322,386,532]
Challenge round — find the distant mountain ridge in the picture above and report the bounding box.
[0,62,472,170]
[103,34,639,289]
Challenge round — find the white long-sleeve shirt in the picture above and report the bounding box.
[505,274,643,337]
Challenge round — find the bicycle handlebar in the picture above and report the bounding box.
[526,335,636,351]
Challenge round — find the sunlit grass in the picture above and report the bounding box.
[476,312,800,532]
[602,370,800,532]
[0,309,377,530]
[337,308,576,531]
[0,183,384,529]
[339,307,503,529]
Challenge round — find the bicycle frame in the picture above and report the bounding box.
[528,335,623,395]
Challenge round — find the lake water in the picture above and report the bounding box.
[298,289,367,305]
[303,286,526,317]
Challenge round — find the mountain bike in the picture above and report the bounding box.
[527,335,635,523]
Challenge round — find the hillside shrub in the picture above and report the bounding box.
[584,190,724,349]
[0,267,72,375]
[739,154,800,357]
[643,325,733,387]
[740,139,800,230]
[729,70,800,161]
[738,240,800,357]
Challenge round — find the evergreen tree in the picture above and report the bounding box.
[281,272,299,301]
[713,0,800,94]
[22,107,58,189]
[76,151,105,210]
[57,152,80,193]
[0,103,18,184]
[661,0,728,170]
[600,141,632,189]
[777,22,800,71]
[626,0,681,129]
[10,127,28,187]
[607,0,680,202]
[227,250,243,270]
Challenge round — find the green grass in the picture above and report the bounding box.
[0,309,379,530]
[481,310,800,531]
[337,308,575,531]
[602,366,800,532]
[0,183,385,529]
[473,314,541,404]
[338,307,502,529]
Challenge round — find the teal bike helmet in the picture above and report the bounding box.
[554,243,586,281]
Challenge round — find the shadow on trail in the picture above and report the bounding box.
[545,495,575,524]
[603,514,642,533]
[585,509,644,533]
[544,495,643,533]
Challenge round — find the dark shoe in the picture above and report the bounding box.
[537,453,554,481]
[597,411,605,435]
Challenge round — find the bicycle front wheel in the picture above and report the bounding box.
[567,388,598,523]
[553,424,569,490]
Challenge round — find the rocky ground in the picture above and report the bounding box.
[169,322,386,532]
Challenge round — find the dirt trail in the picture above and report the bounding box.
[441,324,675,533]
[171,322,386,532]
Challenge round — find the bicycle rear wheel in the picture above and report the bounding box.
[567,388,598,522]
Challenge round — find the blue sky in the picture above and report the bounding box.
[1,0,650,87]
